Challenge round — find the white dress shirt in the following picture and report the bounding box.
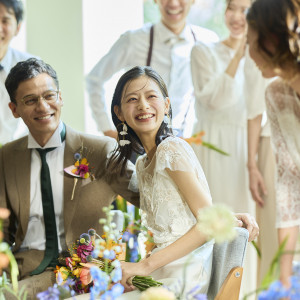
[0,47,36,145]
[21,122,67,252]
[86,22,219,137]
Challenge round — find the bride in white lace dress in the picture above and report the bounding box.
[247,0,300,289]
[107,66,214,296]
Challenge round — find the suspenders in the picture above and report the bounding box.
[146,25,154,66]
[146,25,197,134]
[146,24,197,66]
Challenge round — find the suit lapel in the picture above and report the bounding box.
[63,126,83,242]
[14,138,31,243]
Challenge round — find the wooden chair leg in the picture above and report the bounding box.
[214,267,243,300]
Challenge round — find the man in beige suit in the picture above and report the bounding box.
[0,58,139,298]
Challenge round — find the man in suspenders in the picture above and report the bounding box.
[86,0,218,139]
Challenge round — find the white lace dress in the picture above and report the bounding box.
[134,136,214,295]
[266,79,300,228]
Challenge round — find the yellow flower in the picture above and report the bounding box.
[72,253,81,263]
[140,287,176,300]
[72,267,82,278]
[56,266,70,283]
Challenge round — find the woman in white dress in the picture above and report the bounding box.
[190,0,253,213]
[107,66,215,296]
[247,0,300,290]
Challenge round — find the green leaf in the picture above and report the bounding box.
[261,236,289,289]
[251,241,261,259]
[202,141,230,156]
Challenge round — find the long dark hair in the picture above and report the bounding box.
[247,0,300,73]
[107,66,173,178]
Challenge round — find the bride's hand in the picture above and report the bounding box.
[120,261,150,292]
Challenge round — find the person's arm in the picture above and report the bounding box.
[120,169,211,289]
[86,32,132,135]
[247,115,267,207]
[225,36,246,78]
[191,42,244,111]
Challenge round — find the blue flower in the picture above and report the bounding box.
[92,249,100,258]
[111,260,121,268]
[111,267,122,283]
[193,295,207,300]
[36,284,60,300]
[100,285,124,300]
[74,152,81,160]
[122,231,131,242]
[90,266,110,293]
[110,283,124,297]
[258,280,290,300]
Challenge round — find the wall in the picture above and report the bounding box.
[25,0,143,133]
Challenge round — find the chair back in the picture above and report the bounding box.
[207,227,249,300]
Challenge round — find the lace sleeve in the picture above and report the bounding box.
[266,85,300,228]
[155,137,211,194]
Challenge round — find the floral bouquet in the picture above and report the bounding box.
[53,206,162,299]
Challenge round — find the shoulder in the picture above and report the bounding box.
[66,126,117,153]
[190,24,219,44]
[265,78,292,108]
[9,47,39,62]
[1,136,27,152]
[157,136,193,156]
[121,23,151,40]
[266,78,288,96]
[192,40,218,55]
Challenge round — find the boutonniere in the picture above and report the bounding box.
[64,145,95,200]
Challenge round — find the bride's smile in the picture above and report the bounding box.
[117,75,170,148]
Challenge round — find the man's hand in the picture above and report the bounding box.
[235,213,259,242]
[248,165,267,207]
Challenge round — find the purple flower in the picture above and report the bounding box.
[77,240,93,262]
[37,285,60,300]
[75,164,89,178]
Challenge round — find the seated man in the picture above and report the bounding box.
[0,58,139,299]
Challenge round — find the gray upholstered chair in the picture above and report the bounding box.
[207,227,249,300]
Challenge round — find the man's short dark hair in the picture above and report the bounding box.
[0,0,24,24]
[5,58,60,104]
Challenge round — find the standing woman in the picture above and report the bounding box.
[247,0,300,289]
[190,0,253,212]
[190,0,256,296]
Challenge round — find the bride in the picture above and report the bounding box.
[107,65,214,296]
[107,66,257,296]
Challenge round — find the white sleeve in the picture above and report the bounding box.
[244,48,269,120]
[191,42,239,111]
[85,32,133,132]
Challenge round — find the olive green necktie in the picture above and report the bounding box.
[30,124,66,275]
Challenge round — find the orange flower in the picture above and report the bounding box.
[80,267,92,285]
[184,131,205,145]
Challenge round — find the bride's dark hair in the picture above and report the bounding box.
[107,66,173,178]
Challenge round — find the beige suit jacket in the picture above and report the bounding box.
[0,125,139,278]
